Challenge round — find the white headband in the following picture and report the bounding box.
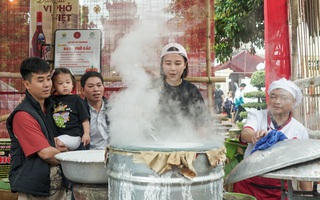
[268,78,302,107]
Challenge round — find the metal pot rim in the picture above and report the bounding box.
[55,150,105,163]
[108,141,223,152]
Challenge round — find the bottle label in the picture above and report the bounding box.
[36,33,46,58]
[37,33,45,44]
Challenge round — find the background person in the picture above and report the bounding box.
[51,67,90,151]
[223,91,234,119]
[214,84,224,114]
[80,71,110,150]
[233,78,312,199]
[6,57,68,199]
[234,83,246,122]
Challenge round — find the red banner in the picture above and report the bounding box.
[264,0,291,95]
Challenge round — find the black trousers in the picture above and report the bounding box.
[234,105,246,122]
[215,98,223,114]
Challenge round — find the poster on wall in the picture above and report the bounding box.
[54,29,102,75]
[30,1,79,59]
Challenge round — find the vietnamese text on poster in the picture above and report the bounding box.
[30,1,79,59]
[54,29,102,75]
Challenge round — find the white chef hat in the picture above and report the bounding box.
[268,78,302,107]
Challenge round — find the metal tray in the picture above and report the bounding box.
[262,158,320,182]
[225,139,320,184]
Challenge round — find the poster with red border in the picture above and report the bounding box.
[54,29,101,75]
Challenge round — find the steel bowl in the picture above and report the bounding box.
[55,150,108,184]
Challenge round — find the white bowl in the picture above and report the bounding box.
[55,150,108,184]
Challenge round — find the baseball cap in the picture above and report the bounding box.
[160,43,188,60]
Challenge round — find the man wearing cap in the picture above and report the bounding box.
[233,78,312,199]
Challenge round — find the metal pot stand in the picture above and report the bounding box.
[262,158,320,200]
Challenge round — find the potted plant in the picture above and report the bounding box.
[236,70,266,129]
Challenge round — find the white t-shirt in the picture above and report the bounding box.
[243,109,309,158]
[235,88,242,99]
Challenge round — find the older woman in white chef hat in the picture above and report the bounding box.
[233,78,312,199]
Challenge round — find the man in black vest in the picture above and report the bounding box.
[6,57,68,199]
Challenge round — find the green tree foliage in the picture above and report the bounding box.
[215,0,264,62]
[165,0,214,52]
[250,70,265,90]
[166,0,264,63]
[238,70,266,128]
[246,70,266,105]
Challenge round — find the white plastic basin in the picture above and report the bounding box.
[55,150,108,184]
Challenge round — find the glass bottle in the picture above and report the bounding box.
[31,11,46,58]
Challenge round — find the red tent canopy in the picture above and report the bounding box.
[212,50,264,77]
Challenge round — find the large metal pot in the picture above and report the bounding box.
[55,150,108,184]
[106,142,224,200]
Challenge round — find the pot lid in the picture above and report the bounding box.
[262,158,320,182]
[225,139,320,184]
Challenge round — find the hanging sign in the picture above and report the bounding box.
[54,29,102,75]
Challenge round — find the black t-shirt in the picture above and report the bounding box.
[214,89,224,99]
[158,79,210,129]
[52,95,90,137]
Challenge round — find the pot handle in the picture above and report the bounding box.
[105,147,109,166]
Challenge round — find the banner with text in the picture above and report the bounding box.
[54,29,102,75]
[30,0,79,59]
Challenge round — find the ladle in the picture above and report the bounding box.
[143,120,161,141]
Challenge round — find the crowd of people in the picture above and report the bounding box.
[6,57,111,199]
[6,43,313,200]
[216,82,246,123]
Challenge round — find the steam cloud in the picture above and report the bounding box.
[107,6,224,149]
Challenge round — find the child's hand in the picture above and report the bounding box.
[82,133,91,146]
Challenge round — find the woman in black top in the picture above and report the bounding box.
[156,43,212,139]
